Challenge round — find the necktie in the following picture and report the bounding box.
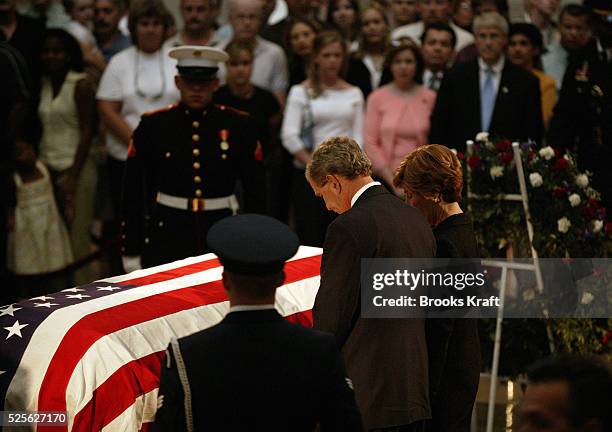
[428,73,441,91]
[481,68,495,132]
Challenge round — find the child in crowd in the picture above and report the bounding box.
[7,140,73,297]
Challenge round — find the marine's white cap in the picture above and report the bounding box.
[169,45,229,80]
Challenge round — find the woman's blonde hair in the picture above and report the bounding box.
[393,144,463,203]
[308,30,347,98]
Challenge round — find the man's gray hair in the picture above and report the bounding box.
[229,0,262,15]
[306,136,372,186]
[473,11,509,35]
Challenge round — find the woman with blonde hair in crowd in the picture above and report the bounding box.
[346,3,391,99]
[393,144,481,432]
[282,30,364,246]
[364,40,435,194]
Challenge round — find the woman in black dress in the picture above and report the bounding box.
[393,144,481,432]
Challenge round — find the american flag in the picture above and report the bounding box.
[0,246,322,431]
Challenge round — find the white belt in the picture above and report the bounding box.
[156,192,239,213]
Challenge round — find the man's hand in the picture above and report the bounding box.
[122,255,142,273]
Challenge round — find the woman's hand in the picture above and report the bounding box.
[295,149,312,166]
[60,171,78,226]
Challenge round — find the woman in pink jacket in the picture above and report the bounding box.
[364,40,436,194]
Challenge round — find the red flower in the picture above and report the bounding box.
[553,187,567,197]
[495,140,512,151]
[468,155,481,170]
[554,158,570,171]
[584,206,597,219]
[527,151,537,161]
[456,151,465,160]
[584,198,601,219]
[606,222,612,237]
[603,331,612,345]
[500,152,513,164]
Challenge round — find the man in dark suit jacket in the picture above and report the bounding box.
[430,12,543,152]
[152,214,363,431]
[305,137,436,431]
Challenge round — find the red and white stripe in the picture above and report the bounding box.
[5,246,322,431]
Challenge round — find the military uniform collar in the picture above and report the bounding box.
[223,309,284,324]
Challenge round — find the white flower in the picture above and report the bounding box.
[568,193,581,207]
[580,292,594,305]
[593,220,604,233]
[522,289,536,301]
[575,174,589,188]
[529,172,543,187]
[450,148,457,155]
[586,187,599,199]
[475,132,489,142]
[557,217,571,233]
[490,165,504,179]
[538,146,555,160]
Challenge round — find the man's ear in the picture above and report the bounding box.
[174,75,181,90]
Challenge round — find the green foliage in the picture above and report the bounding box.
[465,135,611,375]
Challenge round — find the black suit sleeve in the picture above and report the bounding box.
[319,337,364,431]
[548,63,579,151]
[237,116,266,214]
[313,221,361,347]
[151,347,188,432]
[120,117,153,256]
[429,72,453,147]
[523,73,543,144]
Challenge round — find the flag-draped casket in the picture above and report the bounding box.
[0,246,322,431]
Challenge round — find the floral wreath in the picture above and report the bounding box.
[462,132,610,259]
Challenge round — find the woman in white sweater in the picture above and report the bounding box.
[282,30,364,246]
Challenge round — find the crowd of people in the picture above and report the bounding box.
[1,0,611,429]
[1,0,610,296]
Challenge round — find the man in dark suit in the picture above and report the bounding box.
[306,136,436,431]
[430,11,543,152]
[421,22,456,92]
[152,214,363,432]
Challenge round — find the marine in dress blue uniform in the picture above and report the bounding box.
[120,46,265,270]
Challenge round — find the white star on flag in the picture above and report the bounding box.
[97,286,121,292]
[62,287,85,293]
[0,304,22,317]
[4,321,28,339]
[34,303,60,308]
[30,296,55,301]
[66,294,91,300]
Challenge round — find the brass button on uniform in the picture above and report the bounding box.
[192,121,200,128]
[195,189,203,197]
[192,134,200,142]
[221,154,227,160]
[192,148,200,156]
[194,175,202,183]
[165,152,171,158]
[193,161,200,169]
